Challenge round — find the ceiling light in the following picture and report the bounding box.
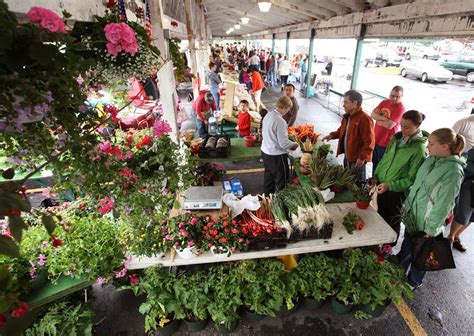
[257,1,272,12]
[234,24,240,29]
[241,16,249,24]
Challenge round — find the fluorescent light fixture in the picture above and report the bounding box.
[257,1,272,12]
[234,24,240,29]
[241,16,249,24]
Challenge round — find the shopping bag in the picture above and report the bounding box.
[411,233,455,271]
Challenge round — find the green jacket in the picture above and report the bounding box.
[374,131,429,192]
[404,155,466,236]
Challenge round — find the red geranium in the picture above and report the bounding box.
[51,235,63,247]
[11,302,29,318]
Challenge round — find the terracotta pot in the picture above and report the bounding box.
[299,166,311,175]
[356,200,370,210]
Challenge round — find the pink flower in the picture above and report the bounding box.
[122,255,132,268]
[162,188,169,196]
[129,274,139,285]
[106,42,123,57]
[76,74,84,85]
[188,241,194,247]
[98,197,115,214]
[37,254,46,267]
[114,267,127,278]
[27,7,66,34]
[153,119,172,138]
[382,244,393,255]
[96,277,109,286]
[104,23,123,44]
[123,42,138,56]
[190,217,198,225]
[165,234,171,240]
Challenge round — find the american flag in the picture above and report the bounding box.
[145,0,153,43]
[117,0,127,22]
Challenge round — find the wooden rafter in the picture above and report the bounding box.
[304,0,352,15]
[270,0,326,19]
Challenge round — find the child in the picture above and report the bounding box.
[236,100,251,137]
[261,96,298,194]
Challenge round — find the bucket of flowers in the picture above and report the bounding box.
[288,124,320,175]
[201,213,248,257]
[167,213,204,260]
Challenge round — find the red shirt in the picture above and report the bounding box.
[237,111,251,136]
[192,91,217,121]
[374,99,405,147]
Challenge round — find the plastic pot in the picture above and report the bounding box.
[362,301,390,317]
[210,245,231,257]
[156,319,181,336]
[330,184,346,194]
[174,246,198,260]
[184,318,208,332]
[241,307,264,322]
[214,320,238,335]
[356,200,370,210]
[301,296,324,310]
[277,297,301,315]
[331,297,353,314]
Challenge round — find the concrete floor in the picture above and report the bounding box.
[90,86,474,336]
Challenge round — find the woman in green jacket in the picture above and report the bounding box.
[374,110,428,244]
[398,128,466,289]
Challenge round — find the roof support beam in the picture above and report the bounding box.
[269,0,326,20]
[304,0,352,15]
[280,1,337,18]
[331,0,365,11]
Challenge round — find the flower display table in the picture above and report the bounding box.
[126,202,396,270]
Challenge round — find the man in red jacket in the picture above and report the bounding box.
[322,90,375,180]
[191,91,217,138]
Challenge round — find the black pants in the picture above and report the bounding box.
[262,152,289,195]
[280,75,289,87]
[377,190,406,245]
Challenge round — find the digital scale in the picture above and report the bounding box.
[183,186,223,210]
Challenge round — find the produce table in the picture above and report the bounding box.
[200,138,261,162]
[126,202,396,270]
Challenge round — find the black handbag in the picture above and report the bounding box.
[411,232,456,271]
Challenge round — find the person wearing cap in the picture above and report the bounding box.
[191,91,217,138]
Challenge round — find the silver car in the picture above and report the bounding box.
[400,59,453,83]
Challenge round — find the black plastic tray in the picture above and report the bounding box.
[198,135,231,158]
[288,220,334,243]
[247,230,288,251]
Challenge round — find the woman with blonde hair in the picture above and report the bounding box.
[398,128,466,289]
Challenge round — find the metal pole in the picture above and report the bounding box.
[272,33,276,55]
[305,29,316,98]
[285,31,290,57]
[350,24,366,90]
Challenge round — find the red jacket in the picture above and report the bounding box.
[192,90,217,121]
[237,111,251,136]
[329,108,375,162]
[251,72,264,92]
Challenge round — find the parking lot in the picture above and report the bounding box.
[312,60,473,131]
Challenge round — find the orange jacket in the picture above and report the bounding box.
[251,72,264,92]
[329,108,375,162]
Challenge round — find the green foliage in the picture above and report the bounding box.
[174,269,210,320]
[293,254,337,302]
[168,38,186,82]
[235,259,286,316]
[351,182,374,202]
[24,301,94,336]
[136,267,185,332]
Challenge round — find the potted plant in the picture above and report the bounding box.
[201,214,247,257]
[207,264,242,335]
[357,248,413,317]
[331,249,365,314]
[167,214,203,260]
[351,182,374,209]
[137,267,184,336]
[329,165,357,194]
[293,254,336,310]
[236,259,286,321]
[174,270,210,332]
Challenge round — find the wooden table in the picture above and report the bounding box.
[126,202,396,270]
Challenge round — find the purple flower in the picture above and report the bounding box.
[96,277,108,286]
[37,254,46,266]
[78,105,88,113]
[76,74,84,85]
[45,91,54,103]
[115,267,127,278]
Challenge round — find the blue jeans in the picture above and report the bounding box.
[372,144,386,174]
[210,87,220,110]
[300,71,307,91]
[191,109,207,138]
[397,231,427,287]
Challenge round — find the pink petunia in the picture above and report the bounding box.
[129,273,139,285]
[114,267,127,278]
[153,119,172,138]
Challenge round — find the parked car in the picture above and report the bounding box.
[439,54,474,83]
[364,49,403,68]
[399,59,453,83]
[404,46,441,61]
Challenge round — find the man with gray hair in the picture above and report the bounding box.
[322,90,375,180]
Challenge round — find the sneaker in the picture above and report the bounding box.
[453,239,467,252]
[408,283,423,291]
